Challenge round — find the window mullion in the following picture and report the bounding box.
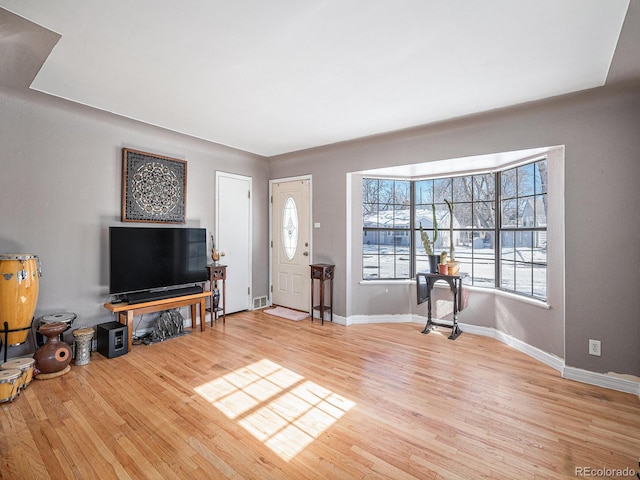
[495,170,501,289]
[410,181,415,278]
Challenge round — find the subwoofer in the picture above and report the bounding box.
[96,322,128,359]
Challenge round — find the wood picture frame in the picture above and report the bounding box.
[121,148,187,223]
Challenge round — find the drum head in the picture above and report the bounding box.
[0,254,38,261]
[1,358,35,370]
[73,328,94,336]
[42,312,77,324]
[0,369,21,382]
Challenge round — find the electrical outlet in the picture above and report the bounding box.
[589,339,601,356]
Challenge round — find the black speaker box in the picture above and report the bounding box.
[97,321,128,358]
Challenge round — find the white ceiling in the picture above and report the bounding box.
[0,0,630,156]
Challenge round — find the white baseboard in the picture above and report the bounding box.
[459,323,639,398]
[341,313,640,398]
[459,322,565,372]
[311,310,347,325]
[346,313,412,326]
[562,367,640,397]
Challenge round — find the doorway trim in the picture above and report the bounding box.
[216,171,252,313]
[269,175,313,310]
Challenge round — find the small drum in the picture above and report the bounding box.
[0,254,41,346]
[0,368,22,403]
[37,312,76,345]
[72,328,94,366]
[41,312,76,329]
[1,357,36,390]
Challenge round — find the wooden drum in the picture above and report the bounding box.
[0,254,41,345]
[0,368,22,403]
[1,357,36,390]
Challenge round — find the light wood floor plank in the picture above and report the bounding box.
[1,310,638,479]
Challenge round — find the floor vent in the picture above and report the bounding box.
[252,296,268,309]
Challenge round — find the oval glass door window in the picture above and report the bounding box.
[282,196,298,260]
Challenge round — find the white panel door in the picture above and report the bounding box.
[216,172,251,313]
[271,179,311,311]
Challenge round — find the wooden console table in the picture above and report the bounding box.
[416,273,463,340]
[103,291,210,352]
[206,264,226,324]
[311,264,334,325]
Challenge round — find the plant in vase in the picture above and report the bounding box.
[444,199,460,276]
[438,251,449,275]
[419,204,439,273]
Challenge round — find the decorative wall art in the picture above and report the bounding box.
[122,148,187,223]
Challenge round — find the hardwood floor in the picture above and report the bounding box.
[2,310,639,479]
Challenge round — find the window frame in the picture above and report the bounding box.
[362,178,412,280]
[497,159,548,299]
[362,157,548,301]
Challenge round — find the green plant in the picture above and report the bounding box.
[440,251,448,265]
[419,204,438,255]
[444,199,455,261]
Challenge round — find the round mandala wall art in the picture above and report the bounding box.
[122,149,187,223]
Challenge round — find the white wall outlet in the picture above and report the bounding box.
[589,339,601,356]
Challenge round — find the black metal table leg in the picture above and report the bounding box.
[421,288,434,334]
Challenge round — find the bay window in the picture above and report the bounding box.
[362,157,548,301]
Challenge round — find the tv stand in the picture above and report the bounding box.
[103,291,210,352]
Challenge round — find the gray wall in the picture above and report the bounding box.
[269,83,640,377]
[0,85,270,356]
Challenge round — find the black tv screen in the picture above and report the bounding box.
[109,226,208,295]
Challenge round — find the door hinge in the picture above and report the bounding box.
[248,287,250,295]
[270,285,273,293]
[248,190,251,199]
[270,195,273,203]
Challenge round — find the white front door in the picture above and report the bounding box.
[271,178,311,312]
[216,172,252,313]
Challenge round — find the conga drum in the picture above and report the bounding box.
[0,254,41,345]
[0,368,22,403]
[1,357,36,390]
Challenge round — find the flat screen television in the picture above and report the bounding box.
[109,226,208,297]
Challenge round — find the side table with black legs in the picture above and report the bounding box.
[416,272,463,340]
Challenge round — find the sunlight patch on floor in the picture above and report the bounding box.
[194,359,355,460]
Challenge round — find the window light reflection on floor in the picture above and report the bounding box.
[194,359,355,461]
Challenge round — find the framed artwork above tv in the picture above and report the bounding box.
[121,148,186,223]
